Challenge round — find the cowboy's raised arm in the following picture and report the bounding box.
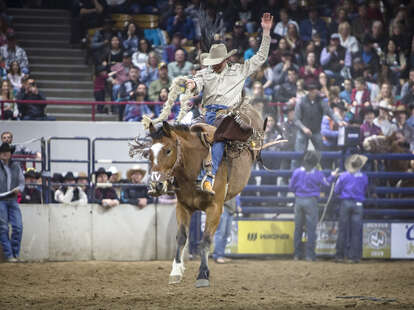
[241,13,273,77]
[186,68,204,95]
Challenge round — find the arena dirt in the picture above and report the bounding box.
[0,259,413,309]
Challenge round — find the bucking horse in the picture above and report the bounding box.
[129,76,282,287]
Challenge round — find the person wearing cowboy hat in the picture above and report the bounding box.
[54,172,88,205]
[394,105,414,151]
[373,99,397,137]
[0,142,25,262]
[334,154,369,263]
[289,150,338,261]
[20,168,41,204]
[185,13,274,195]
[121,165,152,208]
[92,167,119,208]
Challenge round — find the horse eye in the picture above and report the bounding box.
[166,149,171,155]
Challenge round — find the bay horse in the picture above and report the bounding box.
[130,108,266,287]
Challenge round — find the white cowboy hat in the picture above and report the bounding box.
[378,100,393,111]
[127,165,147,180]
[201,44,237,66]
[345,154,368,173]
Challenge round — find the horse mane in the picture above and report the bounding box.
[149,123,191,140]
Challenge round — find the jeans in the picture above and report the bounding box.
[294,196,318,260]
[292,130,324,169]
[336,199,363,261]
[213,208,233,259]
[0,200,23,259]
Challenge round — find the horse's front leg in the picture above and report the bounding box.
[196,202,222,288]
[169,203,191,284]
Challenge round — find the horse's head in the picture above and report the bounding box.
[146,121,182,196]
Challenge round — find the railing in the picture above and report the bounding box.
[1,100,286,121]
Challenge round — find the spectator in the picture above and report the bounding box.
[321,99,348,151]
[273,8,298,38]
[338,22,359,55]
[381,39,407,84]
[121,165,151,208]
[340,78,352,104]
[402,83,414,107]
[90,17,115,65]
[140,51,160,87]
[16,78,51,121]
[7,61,24,93]
[20,168,41,203]
[321,33,351,83]
[0,15,9,47]
[148,62,171,102]
[213,195,239,264]
[229,20,249,53]
[357,36,380,79]
[370,20,388,51]
[132,38,152,71]
[374,100,397,137]
[76,172,90,198]
[0,79,18,120]
[118,66,141,119]
[269,38,290,67]
[328,7,349,36]
[50,172,63,203]
[54,172,88,205]
[0,56,7,80]
[360,108,382,146]
[110,51,133,101]
[1,131,40,159]
[389,21,410,55]
[0,142,24,262]
[289,150,337,261]
[335,154,368,263]
[401,69,414,99]
[106,0,130,14]
[123,83,154,122]
[299,7,328,45]
[285,21,302,60]
[70,0,107,44]
[244,36,258,61]
[92,167,119,208]
[119,21,139,53]
[372,82,395,111]
[351,77,371,122]
[0,32,29,74]
[166,2,195,43]
[162,32,183,63]
[93,64,117,113]
[394,105,414,151]
[351,3,370,42]
[107,165,122,197]
[102,35,123,66]
[318,71,330,100]
[292,83,343,168]
[167,48,193,80]
[275,68,297,104]
[272,51,298,89]
[299,51,322,89]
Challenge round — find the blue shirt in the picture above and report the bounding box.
[334,171,368,202]
[289,167,333,198]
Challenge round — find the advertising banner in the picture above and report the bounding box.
[235,220,294,254]
[391,223,414,259]
[316,221,338,255]
[363,223,391,259]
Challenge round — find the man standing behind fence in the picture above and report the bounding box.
[289,151,337,261]
[0,142,24,262]
[334,154,368,263]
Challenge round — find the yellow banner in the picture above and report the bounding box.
[238,221,294,254]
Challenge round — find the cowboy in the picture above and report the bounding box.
[21,168,42,204]
[54,172,88,205]
[185,13,274,194]
[289,150,337,261]
[92,167,119,208]
[334,154,369,263]
[121,165,151,208]
[0,142,24,262]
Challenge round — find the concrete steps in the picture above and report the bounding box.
[30,56,85,65]
[20,39,71,49]
[36,79,93,89]
[26,47,85,58]
[30,71,92,82]
[8,8,70,17]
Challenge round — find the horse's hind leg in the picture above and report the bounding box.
[196,203,222,288]
[169,203,191,284]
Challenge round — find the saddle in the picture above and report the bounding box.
[190,123,216,147]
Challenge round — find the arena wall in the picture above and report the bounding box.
[14,203,177,262]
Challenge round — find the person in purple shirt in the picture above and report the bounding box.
[334,154,369,263]
[289,150,337,261]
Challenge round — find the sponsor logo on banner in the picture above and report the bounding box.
[363,223,391,259]
[237,221,294,254]
[391,223,414,259]
[316,221,338,255]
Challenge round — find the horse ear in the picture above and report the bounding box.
[149,122,156,135]
[162,121,172,137]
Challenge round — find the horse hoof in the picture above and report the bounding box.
[195,279,210,288]
[169,275,182,284]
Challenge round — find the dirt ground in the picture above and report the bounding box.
[0,259,413,310]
